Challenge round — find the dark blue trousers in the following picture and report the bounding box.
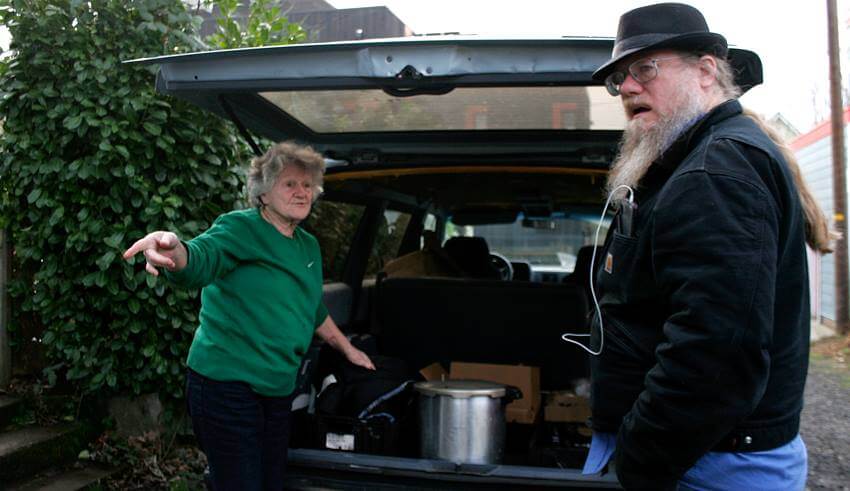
[186,369,294,491]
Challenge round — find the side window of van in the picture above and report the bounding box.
[303,200,365,282]
[365,209,411,277]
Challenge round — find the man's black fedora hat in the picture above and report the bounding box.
[592,2,763,92]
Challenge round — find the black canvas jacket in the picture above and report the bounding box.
[590,100,810,489]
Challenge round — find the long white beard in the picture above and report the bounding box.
[607,87,708,198]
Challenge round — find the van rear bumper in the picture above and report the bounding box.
[284,448,621,489]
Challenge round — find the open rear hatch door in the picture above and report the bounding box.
[128,37,631,167]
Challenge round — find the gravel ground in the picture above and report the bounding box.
[801,351,850,490]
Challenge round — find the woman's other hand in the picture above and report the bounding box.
[315,315,376,370]
[344,346,376,370]
[123,231,188,276]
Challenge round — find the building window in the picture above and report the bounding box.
[465,105,488,129]
[552,102,578,129]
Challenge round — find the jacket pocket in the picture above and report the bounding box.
[596,232,641,301]
[589,317,650,431]
[602,316,647,360]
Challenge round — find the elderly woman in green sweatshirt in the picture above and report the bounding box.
[123,141,374,490]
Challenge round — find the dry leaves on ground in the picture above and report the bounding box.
[811,333,850,371]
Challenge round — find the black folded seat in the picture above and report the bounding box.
[373,277,590,390]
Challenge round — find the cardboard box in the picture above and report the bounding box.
[449,361,541,424]
[419,362,448,381]
[543,391,590,423]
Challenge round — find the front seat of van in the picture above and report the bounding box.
[443,236,501,280]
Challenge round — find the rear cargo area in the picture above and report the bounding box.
[286,276,605,486]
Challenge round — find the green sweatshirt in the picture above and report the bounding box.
[166,208,328,397]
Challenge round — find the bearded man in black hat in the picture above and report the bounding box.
[584,3,832,490]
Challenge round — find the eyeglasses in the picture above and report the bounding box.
[604,56,686,96]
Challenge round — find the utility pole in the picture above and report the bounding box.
[828,0,849,335]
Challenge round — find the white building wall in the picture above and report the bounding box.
[796,127,850,322]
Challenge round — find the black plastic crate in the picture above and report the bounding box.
[526,421,591,469]
[314,414,402,456]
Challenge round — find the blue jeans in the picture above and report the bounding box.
[186,369,294,491]
[584,432,807,490]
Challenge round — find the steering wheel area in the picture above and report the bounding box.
[489,253,514,281]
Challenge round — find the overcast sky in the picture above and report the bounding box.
[329,0,845,135]
[0,1,842,134]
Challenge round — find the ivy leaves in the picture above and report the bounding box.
[0,0,309,403]
[0,0,244,399]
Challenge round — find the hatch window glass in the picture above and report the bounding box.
[260,86,625,133]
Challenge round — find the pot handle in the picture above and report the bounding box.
[503,385,523,405]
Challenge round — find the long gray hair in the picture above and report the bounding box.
[708,55,835,253]
[246,141,325,207]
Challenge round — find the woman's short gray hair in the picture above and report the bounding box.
[246,141,326,207]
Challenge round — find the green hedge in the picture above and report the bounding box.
[0,0,247,398]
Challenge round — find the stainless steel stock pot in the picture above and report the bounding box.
[414,379,521,464]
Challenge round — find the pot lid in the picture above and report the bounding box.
[414,379,506,398]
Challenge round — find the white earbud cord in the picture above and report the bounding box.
[561,184,634,356]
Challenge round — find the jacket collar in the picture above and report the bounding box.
[639,99,742,192]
